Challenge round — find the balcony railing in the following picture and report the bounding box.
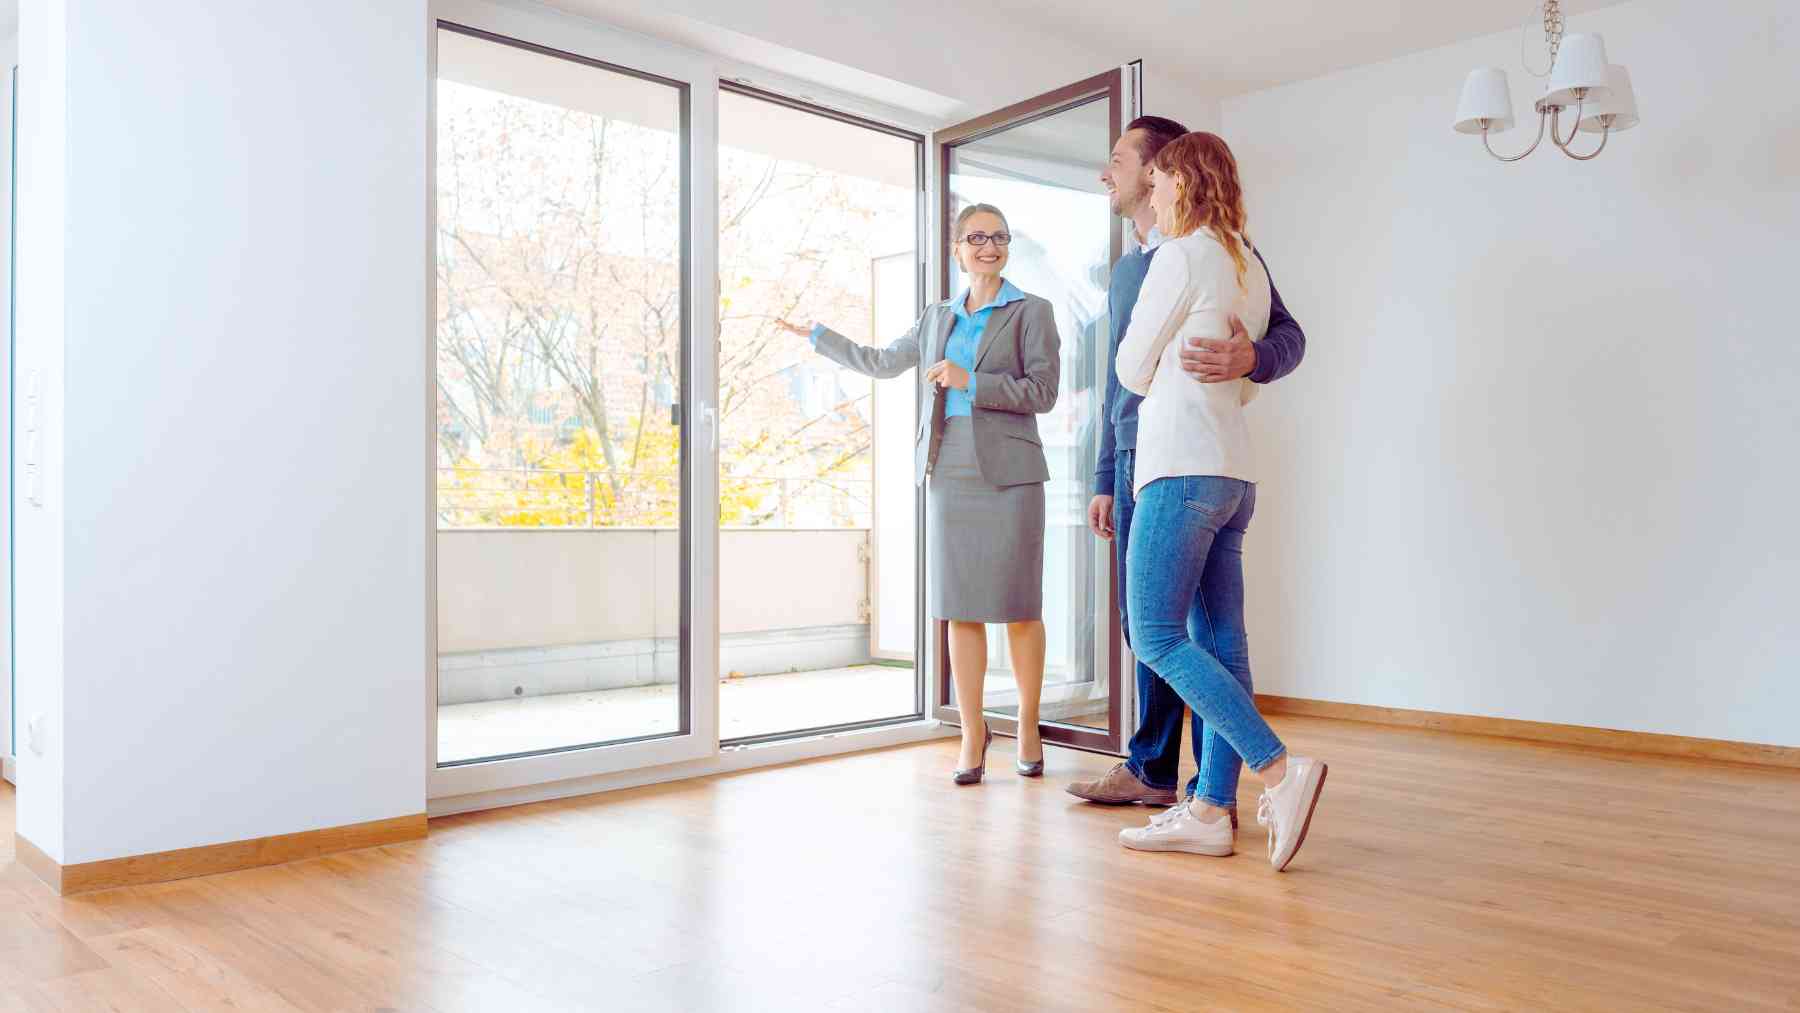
[437,465,873,529]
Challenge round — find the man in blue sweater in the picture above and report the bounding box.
[1066,116,1308,812]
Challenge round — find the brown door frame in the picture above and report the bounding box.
[931,69,1125,755]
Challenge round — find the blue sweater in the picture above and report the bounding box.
[1093,244,1308,496]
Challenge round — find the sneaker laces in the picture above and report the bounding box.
[1256,789,1278,860]
[1148,801,1192,828]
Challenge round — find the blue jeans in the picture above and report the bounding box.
[1125,476,1284,804]
[1116,451,1208,798]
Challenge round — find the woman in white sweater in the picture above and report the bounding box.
[1110,132,1328,872]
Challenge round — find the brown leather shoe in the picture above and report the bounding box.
[1065,763,1179,806]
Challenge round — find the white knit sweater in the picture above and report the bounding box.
[1115,230,1272,495]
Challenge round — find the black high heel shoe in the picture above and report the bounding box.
[952,726,994,785]
[1015,746,1045,779]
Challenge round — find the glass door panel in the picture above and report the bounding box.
[934,71,1126,753]
[433,25,690,765]
[714,87,924,743]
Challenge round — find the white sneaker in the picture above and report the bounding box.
[1119,802,1235,856]
[1256,756,1328,872]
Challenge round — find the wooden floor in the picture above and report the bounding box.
[3,715,1798,1011]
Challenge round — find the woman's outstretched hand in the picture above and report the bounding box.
[924,360,971,392]
[775,319,814,338]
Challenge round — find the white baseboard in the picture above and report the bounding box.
[2,754,15,786]
[428,718,954,817]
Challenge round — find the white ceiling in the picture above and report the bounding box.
[0,1,1627,113]
[543,0,1625,118]
[976,0,1625,100]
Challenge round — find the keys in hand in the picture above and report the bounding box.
[924,360,971,392]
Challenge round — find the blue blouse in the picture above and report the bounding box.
[943,280,1025,418]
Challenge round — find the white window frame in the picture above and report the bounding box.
[425,0,953,808]
[427,0,721,800]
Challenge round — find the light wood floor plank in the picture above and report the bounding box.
[2,715,1796,1011]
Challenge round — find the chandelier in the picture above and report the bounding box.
[1453,0,1639,161]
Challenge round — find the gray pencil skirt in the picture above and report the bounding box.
[927,417,1045,623]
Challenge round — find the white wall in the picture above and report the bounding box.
[16,0,428,865]
[1223,0,1800,746]
[14,0,66,857]
[1,30,16,776]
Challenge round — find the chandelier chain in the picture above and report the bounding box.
[1544,0,1566,68]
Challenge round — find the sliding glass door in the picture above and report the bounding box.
[429,17,719,793]
[933,69,1132,753]
[428,4,936,798]
[713,86,925,743]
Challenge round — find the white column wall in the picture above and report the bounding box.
[16,0,429,864]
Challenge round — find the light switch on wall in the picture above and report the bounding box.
[26,712,47,757]
[23,369,43,507]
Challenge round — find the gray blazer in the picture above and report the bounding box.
[813,293,1061,487]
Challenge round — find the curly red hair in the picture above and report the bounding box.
[1154,132,1250,291]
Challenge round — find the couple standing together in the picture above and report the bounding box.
[786,118,1328,872]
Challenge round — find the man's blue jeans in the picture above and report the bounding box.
[1116,451,1246,808]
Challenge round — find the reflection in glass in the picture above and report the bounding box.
[947,97,1113,731]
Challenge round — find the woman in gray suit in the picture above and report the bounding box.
[781,204,1061,784]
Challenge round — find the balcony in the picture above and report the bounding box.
[436,525,917,763]
[434,461,1107,765]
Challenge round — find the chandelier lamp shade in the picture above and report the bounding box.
[1454,2,1640,162]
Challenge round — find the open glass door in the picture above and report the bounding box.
[711,86,926,745]
[932,67,1136,754]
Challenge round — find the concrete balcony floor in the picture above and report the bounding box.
[438,664,918,763]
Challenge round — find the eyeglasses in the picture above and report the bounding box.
[958,231,1012,247]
